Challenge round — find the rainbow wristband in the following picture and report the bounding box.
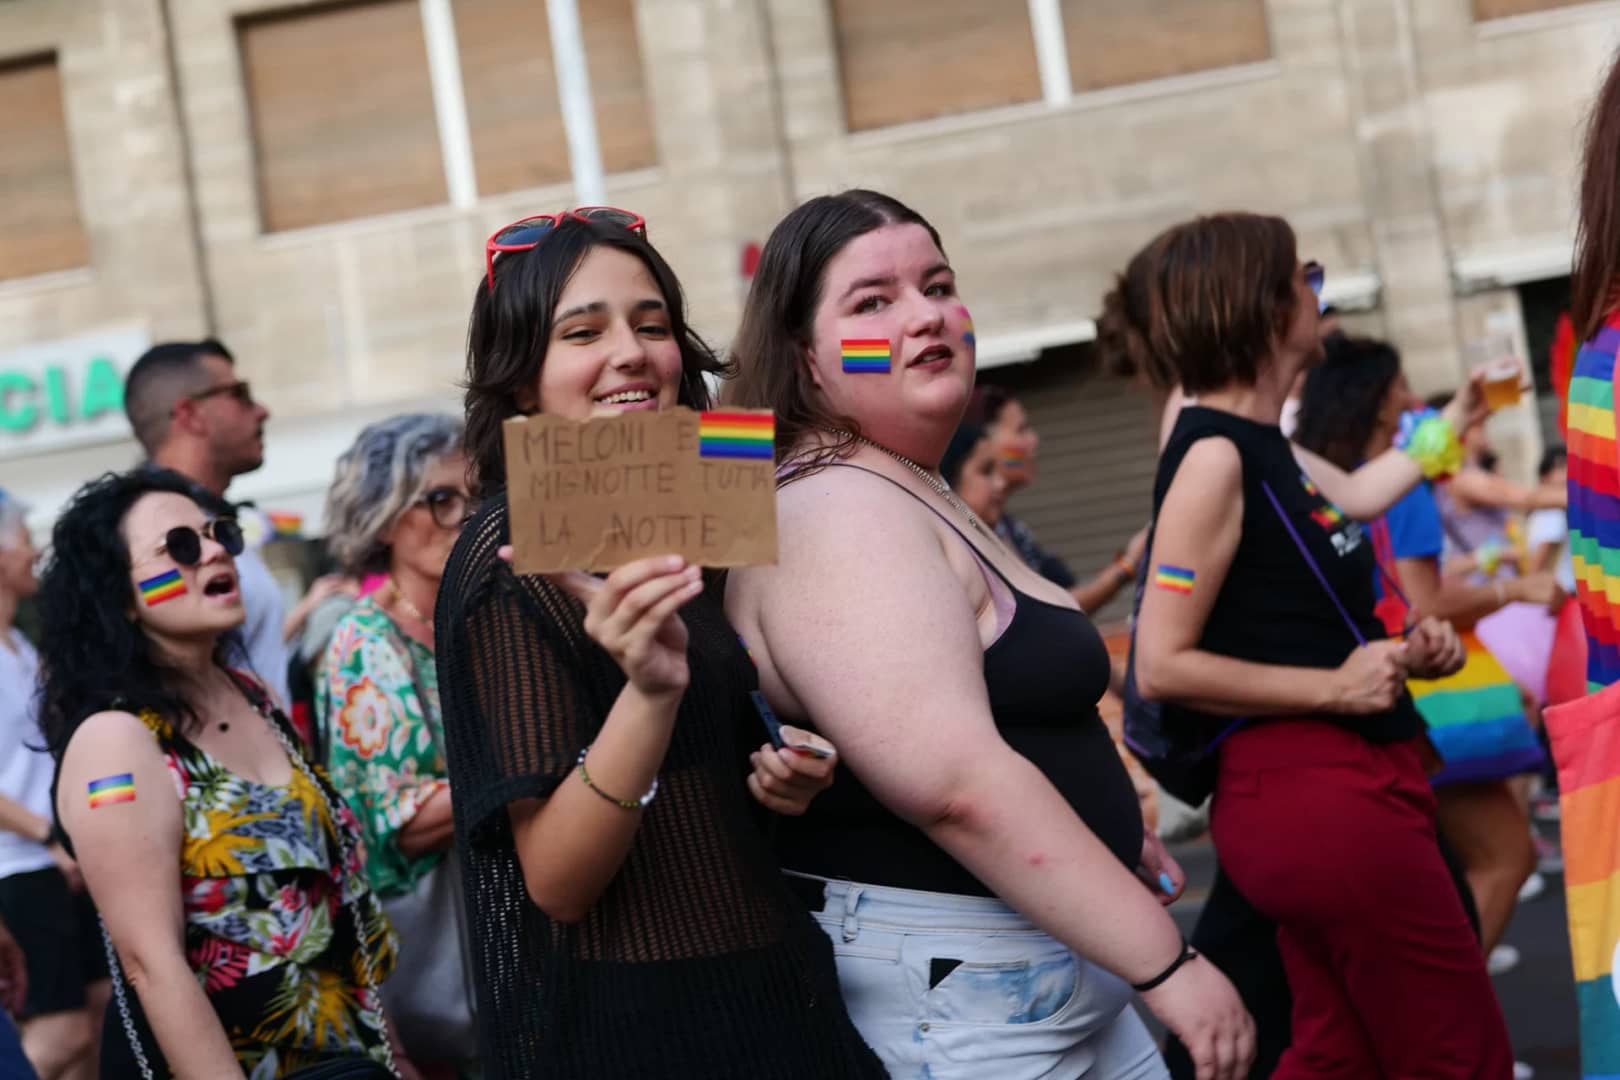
[1394,408,1462,480]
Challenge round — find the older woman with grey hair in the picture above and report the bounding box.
[315,413,479,1076]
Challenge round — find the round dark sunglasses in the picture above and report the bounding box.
[159,518,245,566]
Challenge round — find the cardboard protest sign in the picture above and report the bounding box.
[503,407,778,574]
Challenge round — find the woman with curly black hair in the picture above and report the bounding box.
[37,469,405,1080]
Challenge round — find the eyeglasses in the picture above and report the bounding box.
[1304,261,1326,312]
[158,518,245,565]
[187,381,255,408]
[416,487,472,530]
[484,207,648,291]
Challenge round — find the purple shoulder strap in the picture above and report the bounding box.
[1258,480,1368,648]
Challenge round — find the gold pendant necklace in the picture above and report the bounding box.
[387,576,430,625]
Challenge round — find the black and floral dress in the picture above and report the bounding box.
[99,697,397,1078]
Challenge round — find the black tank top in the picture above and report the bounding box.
[1154,406,1421,743]
[775,466,1144,896]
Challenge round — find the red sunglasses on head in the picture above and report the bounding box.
[484,207,648,291]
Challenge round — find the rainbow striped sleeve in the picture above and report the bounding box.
[1570,313,1620,691]
[698,410,775,460]
[138,569,186,606]
[841,339,891,373]
[1153,565,1195,594]
[87,773,136,809]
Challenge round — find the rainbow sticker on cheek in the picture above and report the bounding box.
[138,569,186,606]
[841,339,891,374]
[957,305,975,348]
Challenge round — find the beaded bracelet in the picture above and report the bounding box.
[576,746,659,810]
[1394,408,1463,480]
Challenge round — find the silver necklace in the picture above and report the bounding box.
[828,429,990,536]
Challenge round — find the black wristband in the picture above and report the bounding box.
[1131,938,1198,993]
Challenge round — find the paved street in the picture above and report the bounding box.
[1155,832,1580,1078]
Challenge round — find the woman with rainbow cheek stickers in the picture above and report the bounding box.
[725,189,1253,1080]
[35,470,404,1079]
[435,210,885,1079]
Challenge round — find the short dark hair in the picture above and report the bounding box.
[123,339,236,453]
[462,218,723,494]
[1573,47,1620,340]
[940,423,988,488]
[967,384,1015,428]
[1096,213,1301,393]
[1539,444,1568,479]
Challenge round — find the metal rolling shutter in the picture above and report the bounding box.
[980,347,1161,629]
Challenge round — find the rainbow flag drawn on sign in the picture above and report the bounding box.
[841,339,891,373]
[1559,308,1620,1078]
[267,511,303,538]
[138,569,186,606]
[698,411,774,460]
[87,773,136,808]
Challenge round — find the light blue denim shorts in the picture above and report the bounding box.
[787,871,1168,1080]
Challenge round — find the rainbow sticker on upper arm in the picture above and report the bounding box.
[138,569,186,606]
[957,306,975,347]
[87,773,136,808]
[841,339,891,374]
[698,411,775,460]
[1153,564,1196,594]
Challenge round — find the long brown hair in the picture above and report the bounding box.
[724,190,945,479]
[1573,48,1620,341]
[1095,212,1299,394]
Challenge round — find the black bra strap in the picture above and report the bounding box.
[821,462,1017,590]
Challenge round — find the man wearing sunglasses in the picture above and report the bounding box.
[122,340,291,709]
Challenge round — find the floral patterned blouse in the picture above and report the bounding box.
[316,597,446,900]
[103,696,396,1079]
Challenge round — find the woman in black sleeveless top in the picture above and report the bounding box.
[723,189,1254,1080]
[436,210,885,1078]
[1109,213,1514,1077]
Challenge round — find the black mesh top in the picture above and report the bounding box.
[435,496,886,1079]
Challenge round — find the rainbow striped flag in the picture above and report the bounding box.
[841,339,891,373]
[698,410,774,460]
[267,511,303,538]
[138,569,186,606]
[87,773,136,808]
[1408,631,1544,785]
[1558,307,1620,1077]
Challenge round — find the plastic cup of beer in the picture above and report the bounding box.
[1481,358,1523,411]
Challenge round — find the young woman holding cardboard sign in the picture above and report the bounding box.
[437,209,886,1078]
[723,189,1252,1080]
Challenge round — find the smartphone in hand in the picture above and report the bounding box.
[750,691,833,759]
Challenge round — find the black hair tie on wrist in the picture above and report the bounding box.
[1131,938,1199,993]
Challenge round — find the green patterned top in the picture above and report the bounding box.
[316,596,446,900]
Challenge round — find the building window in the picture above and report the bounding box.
[1473,0,1591,18]
[1060,0,1270,93]
[0,53,88,281]
[455,0,656,197]
[239,0,447,233]
[831,0,1043,132]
